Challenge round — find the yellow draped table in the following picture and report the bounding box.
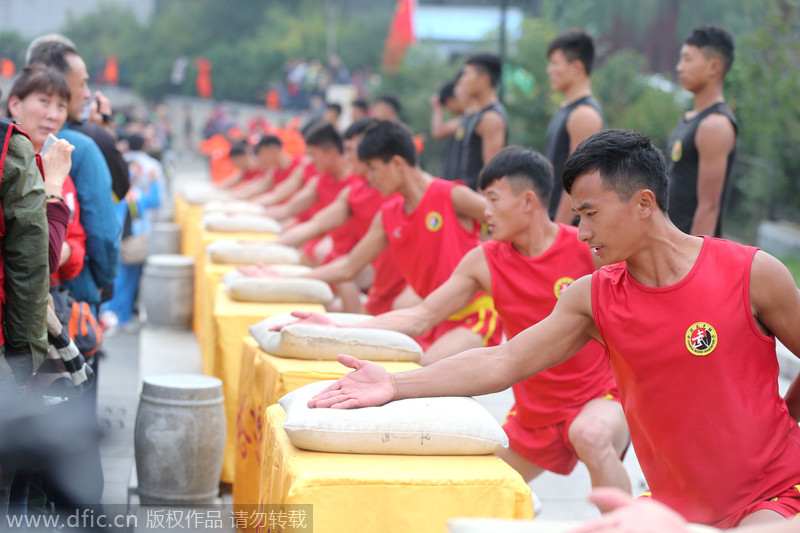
[212,286,325,483]
[258,404,534,533]
[198,263,237,374]
[233,336,421,513]
[192,231,278,337]
[173,192,187,227]
[177,201,205,260]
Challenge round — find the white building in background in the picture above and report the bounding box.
[0,0,156,37]
[414,4,523,59]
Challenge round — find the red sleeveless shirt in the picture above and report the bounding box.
[347,180,405,314]
[484,225,616,427]
[381,178,480,298]
[592,237,800,524]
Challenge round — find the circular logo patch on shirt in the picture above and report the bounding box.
[553,277,575,299]
[685,322,717,356]
[671,140,683,162]
[455,125,465,141]
[425,211,444,232]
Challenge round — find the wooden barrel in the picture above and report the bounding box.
[147,222,181,256]
[141,254,194,329]
[134,374,225,504]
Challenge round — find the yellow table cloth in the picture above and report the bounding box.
[233,336,421,511]
[258,404,534,533]
[192,231,278,336]
[178,202,205,260]
[198,263,237,374]
[173,193,187,227]
[212,286,325,483]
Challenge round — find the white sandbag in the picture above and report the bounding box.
[227,277,333,304]
[279,381,508,455]
[221,265,313,288]
[207,241,300,265]
[202,212,281,234]
[248,313,421,362]
[203,200,267,215]
[180,182,230,205]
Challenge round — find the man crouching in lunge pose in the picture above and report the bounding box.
[308,130,800,527]
[290,146,630,493]
[297,120,503,364]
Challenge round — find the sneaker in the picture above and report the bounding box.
[99,310,119,332]
[531,490,543,515]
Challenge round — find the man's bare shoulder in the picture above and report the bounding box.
[476,109,506,132]
[696,112,736,147]
[558,273,595,313]
[569,103,603,122]
[566,105,604,134]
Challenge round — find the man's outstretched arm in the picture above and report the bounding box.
[353,246,486,337]
[301,211,387,286]
[274,187,351,248]
[309,275,598,408]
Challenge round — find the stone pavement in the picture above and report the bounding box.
[91,154,800,530]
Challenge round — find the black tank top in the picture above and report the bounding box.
[449,102,508,190]
[545,95,604,219]
[666,102,738,237]
[442,135,461,183]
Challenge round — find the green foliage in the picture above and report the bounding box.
[338,10,393,72]
[776,255,800,288]
[374,44,460,173]
[60,3,144,86]
[593,50,684,150]
[615,85,683,153]
[538,0,663,42]
[592,51,649,126]
[723,0,800,240]
[503,17,560,151]
[1,0,796,237]
[0,31,28,65]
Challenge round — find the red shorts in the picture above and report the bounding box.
[713,484,800,527]
[414,294,503,351]
[300,236,322,264]
[364,281,406,316]
[502,391,621,476]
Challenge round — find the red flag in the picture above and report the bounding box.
[0,58,16,79]
[195,56,213,99]
[104,54,119,85]
[383,0,416,71]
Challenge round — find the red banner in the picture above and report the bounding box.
[382,0,416,71]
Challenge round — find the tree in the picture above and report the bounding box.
[723,0,800,239]
[0,31,28,67]
[61,4,145,87]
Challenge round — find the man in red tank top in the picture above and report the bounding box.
[249,136,315,207]
[308,129,800,528]
[227,135,308,201]
[299,120,502,364]
[274,119,408,314]
[261,124,354,226]
[296,146,629,491]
